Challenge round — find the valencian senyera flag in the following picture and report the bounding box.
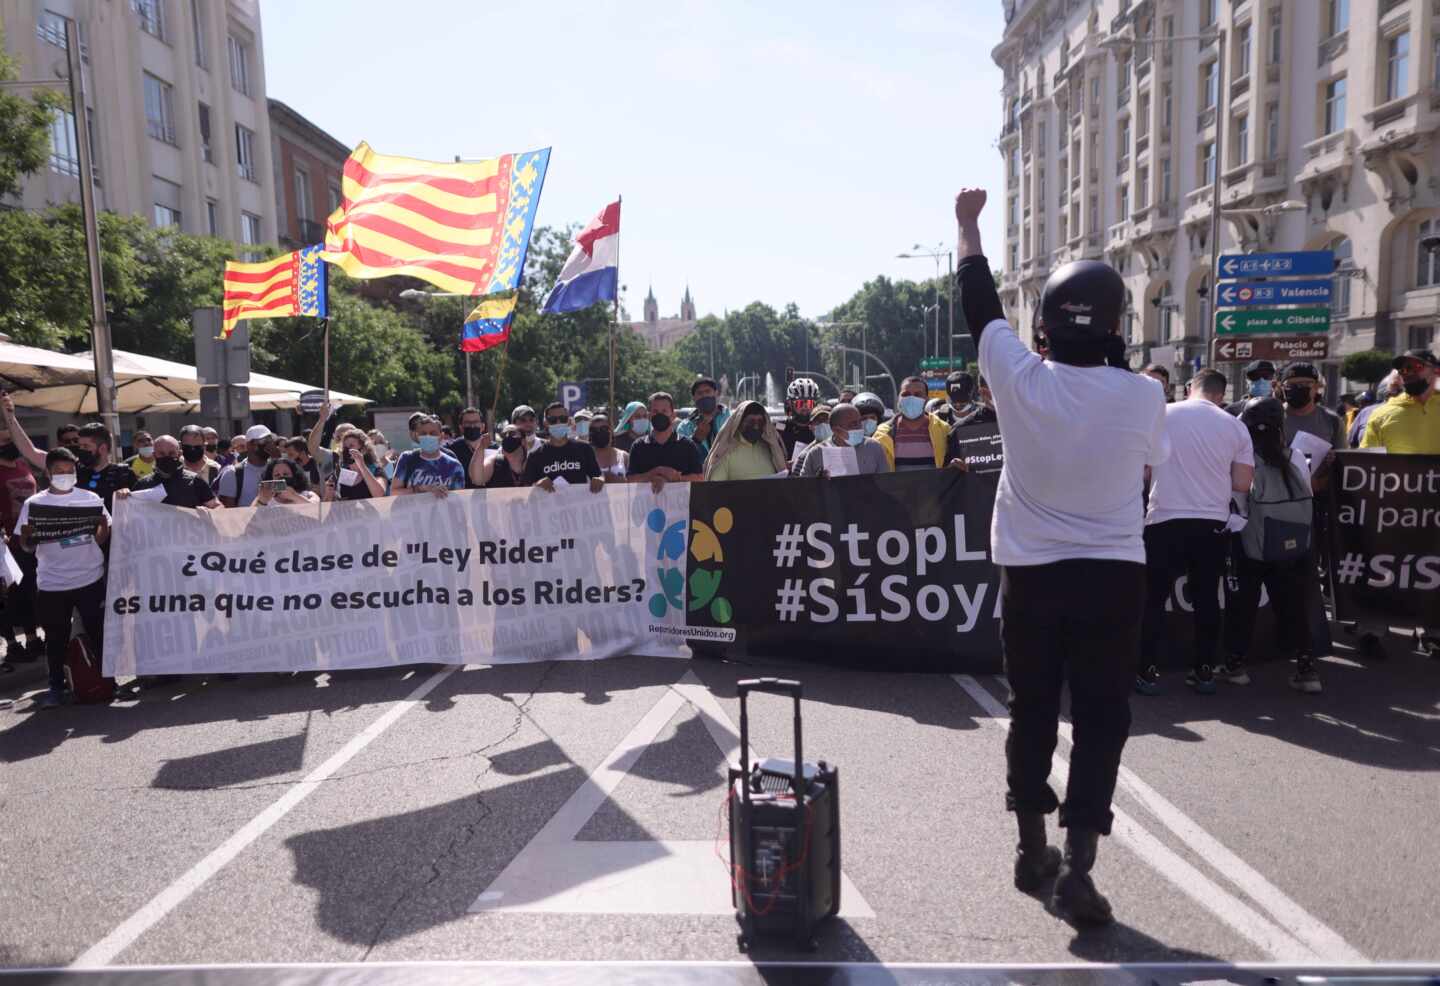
[221,245,326,339]
[461,295,516,353]
[322,143,550,298]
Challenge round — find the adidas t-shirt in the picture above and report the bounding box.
[523,441,601,486]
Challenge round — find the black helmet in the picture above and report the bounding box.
[1039,260,1125,343]
[1239,396,1285,433]
[853,392,885,417]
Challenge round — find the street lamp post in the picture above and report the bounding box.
[898,244,954,365]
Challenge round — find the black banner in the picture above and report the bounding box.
[949,422,1004,475]
[1328,452,1440,627]
[26,503,104,544]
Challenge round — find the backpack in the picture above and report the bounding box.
[65,633,115,704]
[1241,457,1313,563]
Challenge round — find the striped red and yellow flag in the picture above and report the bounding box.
[220,246,326,338]
[322,143,550,297]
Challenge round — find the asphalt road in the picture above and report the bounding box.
[2,631,1438,973]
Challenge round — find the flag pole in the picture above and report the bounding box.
[609,194,621,421]
[489,337,510,429]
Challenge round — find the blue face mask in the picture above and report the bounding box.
[417,435,441,453]
[898,395,926,420]
[1249,379,1271,397]
[549,423,572,440]
[812,423,832,443]
[631,419,652,436]
[575,421,590,439]
[845,429,864,447]
[863,419,879,436]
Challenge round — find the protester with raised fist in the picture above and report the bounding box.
[954,185,1169,926]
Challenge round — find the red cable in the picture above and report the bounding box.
[715,783,815,918]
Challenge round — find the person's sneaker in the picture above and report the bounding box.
[1134,665,1162,696]
[1220,657,1251,685]
[1289,657,1323,694]
[35,686,72,710]
[1185,665,1218,694]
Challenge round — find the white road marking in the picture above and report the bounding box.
[953,674,1365,963]
[470,670,872,916]
[71,665,459,968]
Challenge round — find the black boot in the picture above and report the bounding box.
[1050,830,1113,925]
[1013,811,1062,892]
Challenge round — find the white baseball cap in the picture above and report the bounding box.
[245,424,273,442]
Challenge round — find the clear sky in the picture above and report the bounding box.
[259,0,1006,321]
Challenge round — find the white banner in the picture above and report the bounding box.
[102,484,695,676]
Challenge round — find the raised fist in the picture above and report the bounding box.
[954,188,988,225]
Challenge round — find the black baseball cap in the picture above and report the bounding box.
[1392,348,1439,370]
[1279,362,1320,382]
[1244,359,1276,381]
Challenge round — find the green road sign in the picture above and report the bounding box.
[919,356,968,370]
[1214,307,1330,335]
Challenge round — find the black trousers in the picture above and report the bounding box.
[1001,559,1144,836]
[1,544,39,638]
[1224,550,1312,661]
[35,578,106,691]
[1141,518,1226,670]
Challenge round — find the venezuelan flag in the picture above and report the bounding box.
[221,245,326,339]
[461,295,516,353]
[322,144,550,298]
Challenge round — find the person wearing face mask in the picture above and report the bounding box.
[175,425,221,486]
[780,377,822,460]
[125,430,157,480]
[71,422,136,510]
[1348,370,1403,447]
[789,405,832,472]
[254,458,320,506]
[16,447,110,709]
[392,415,466,495]
[793,403,891,477]
[572,408,594,443]
[322,432,388,501]
[678,378,730,461]
[1277,363,1344,477]
[627,392,705,492]
[705,401,787,481]
[587,412,629,481]
[444,407,490,488]
[509,405,545,454]
[471,424,531,488]
[119,434,221,509]
[954,186,1169,927]
[874,376,952,471]
[201,427,228,467]
[852,392,887,440]
[1360,349,1440,453]
[366,429,397,481]
[947,371,978,421]
[523,403,605,493]
[613,401,649,453]
[57,424,81,455]
[217,425,278,508]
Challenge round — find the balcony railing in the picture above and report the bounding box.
[1197,106,1216,131]
[1117,156,1129,175]
[1318,30,1348,66]
[1136,134,1150,155]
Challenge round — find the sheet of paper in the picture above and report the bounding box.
[550,475,570,488]
[129,485,169,502]
[1,541,21,586]
[821,444,858,477]
[1289,430,1333,475]
[761,469,790,480]
[338,468,361,487]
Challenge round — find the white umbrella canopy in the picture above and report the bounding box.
[0,341,106,395]
[146,390,370,413]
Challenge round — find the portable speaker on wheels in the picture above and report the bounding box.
[727,677,840,951]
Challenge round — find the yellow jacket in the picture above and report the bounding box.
[1360,394,1440,454]
[874,414,951,469]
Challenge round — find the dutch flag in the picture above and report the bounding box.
[541,200,620,314]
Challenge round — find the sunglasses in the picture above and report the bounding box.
[546,416,569,425]
[792,399,817,412]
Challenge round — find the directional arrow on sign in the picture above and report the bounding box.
[1221,257,1240,277]
[1216,340,1236,360]
[1219,314,1237,333]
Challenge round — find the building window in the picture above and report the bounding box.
[1386,32,1409,102]
[1137,92,1150,136]
[1137,166,1149,208]
[228,34,252,96]
[1235,114,1249,165]
[1266,102,1280,158]
[1327,0,1348,38]
[206,198,220,236]
[48,110,79,178]
[1200,0,1216,29]
[1200,141,1216,185]
[37,10,68,47]
[1333,237,1353,315]
[1037,120,1046,152]
[241,212,263,258]
[1161,82,1172,128]
[1236,25,1251,78]
[1418,220,1440,287]
[1119,184,1129,220]
[1160,297,1174,343]
[1160,157,1171,200]
[1008,243,1018,269]
[235,124,256,181]
[1118,56,1130,106]
[153,203,181,228]
[143,73,176,145]
[293,166,311,221]
[191,0,207,67]
[1324,77,1347,135]
[1408,325,1435,351]
[1120,118,1130,156]
[328,183,342,214]
[1090,76,1100,108]
[1088,194,1098,232]
[1201,62,1217,110]
[131,0,165,40]
[1434,37,1440,88]
[1038,169,1046,202]
[198,102,213,163]
[1269,12,1283,64]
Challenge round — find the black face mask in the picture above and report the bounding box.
[154,456,182,477]
[64,443,81,456]
[1283,385,1313,408]
[695,396,717,414]
[0,443,19,460]
[462,426,485,442]
[181,444,206,463]
[651,412,672,433]
[590,428,611,449]
[205,444,218,453]
[75,449,97,468]
[741,425,763,444]
[501,435,522,453]
[1403,377,1431,397]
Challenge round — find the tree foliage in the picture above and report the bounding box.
[1341,349,1394,386]
[0,30,65,200]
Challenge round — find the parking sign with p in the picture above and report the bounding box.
[558,381,587,413]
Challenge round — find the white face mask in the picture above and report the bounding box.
[51,473,77,492]
[372,444,389,458]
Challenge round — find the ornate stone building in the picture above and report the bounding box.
[629,285,699,349]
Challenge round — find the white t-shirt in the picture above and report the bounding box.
[216,460,265,506]
[980,319,1170,566]
[15,488,109,591]
[1146,397,1255,526]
